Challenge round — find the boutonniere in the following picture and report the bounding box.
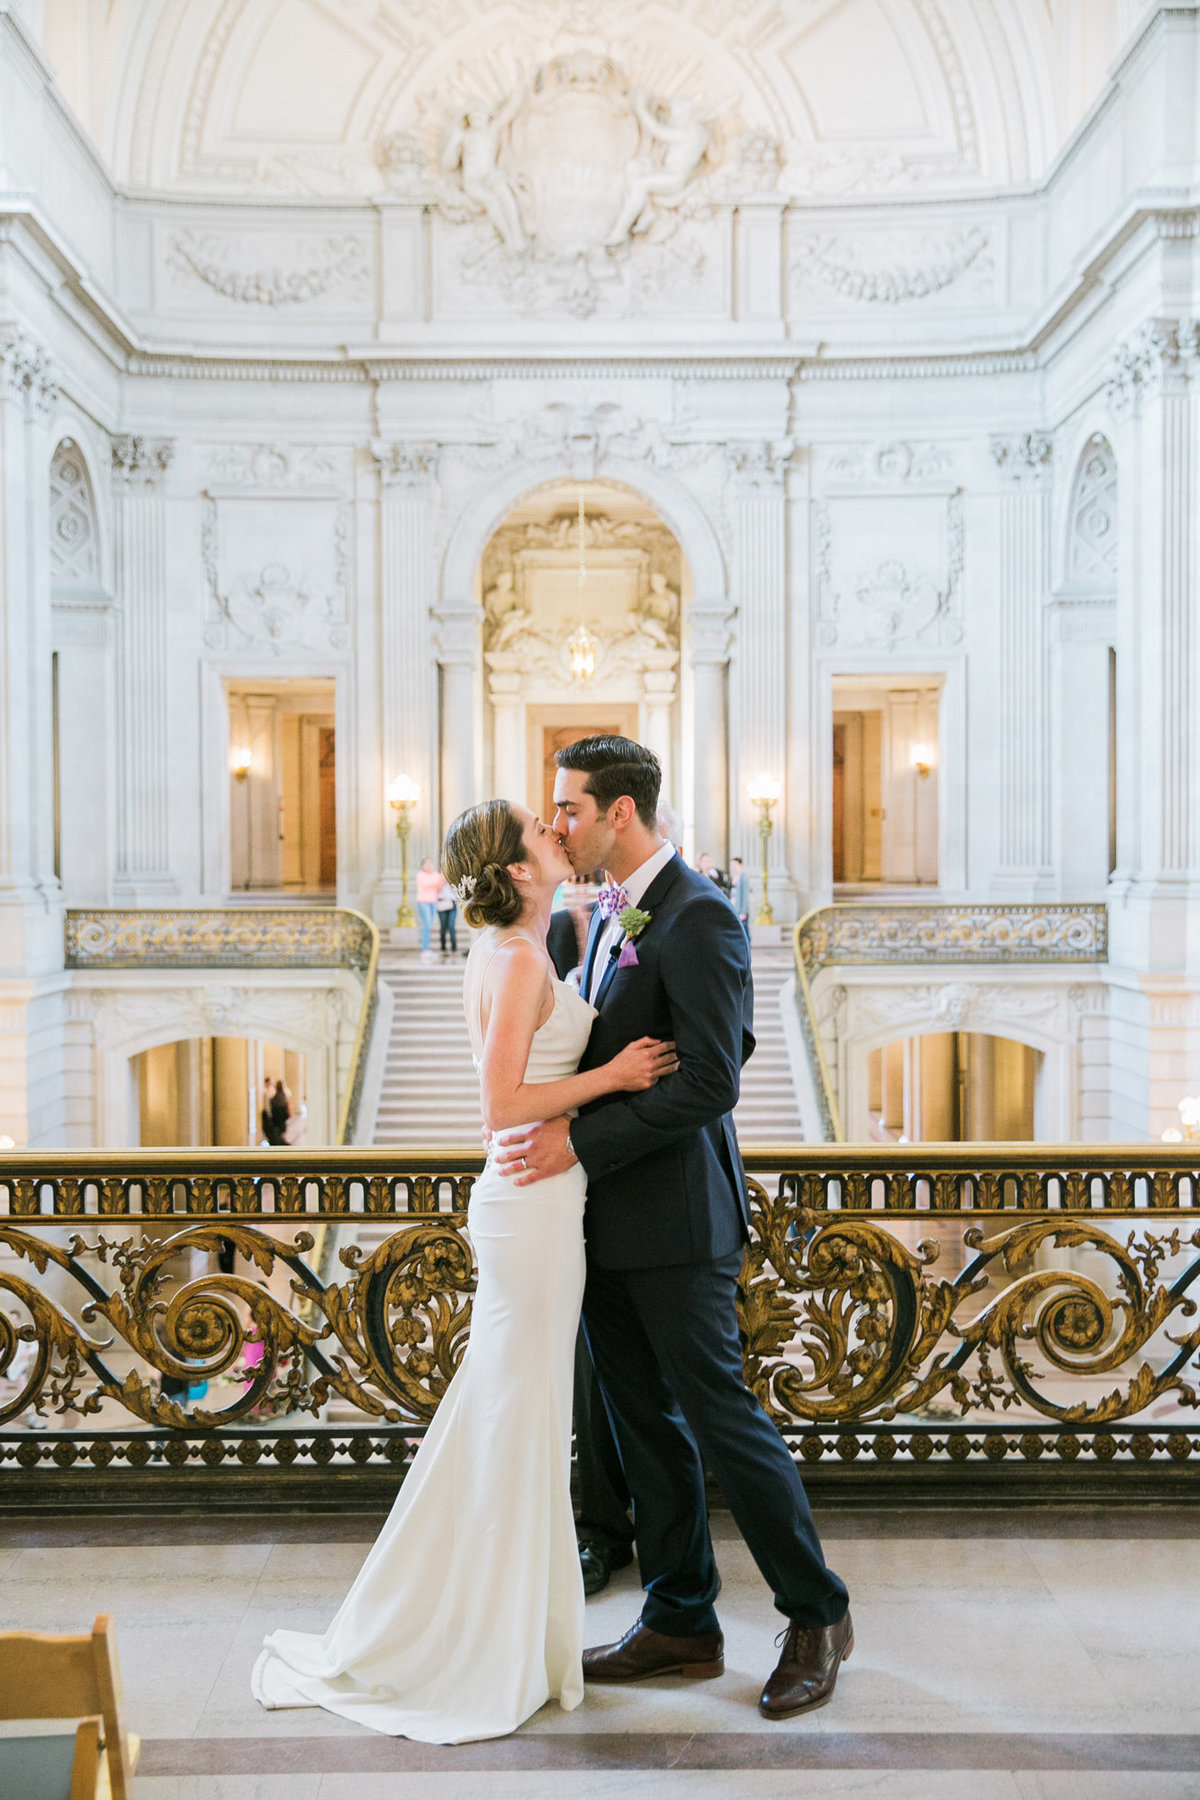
[615,905,652,968]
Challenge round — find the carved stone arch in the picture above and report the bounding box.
[438,454,728,609]
[832,987,1076,1142]
[49,435,102,591]
[1065,432,1117,588]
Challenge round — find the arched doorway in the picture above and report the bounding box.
[867,1031,1043,1142]
[478,479,685,823]
[133,1037,307,1147]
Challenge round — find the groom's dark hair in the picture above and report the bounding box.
[555,735,661,828]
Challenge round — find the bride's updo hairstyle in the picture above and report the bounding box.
[441,799,528,929]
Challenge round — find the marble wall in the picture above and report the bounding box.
[1,2,1199,1143]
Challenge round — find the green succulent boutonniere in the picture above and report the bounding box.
[616,905,651,967]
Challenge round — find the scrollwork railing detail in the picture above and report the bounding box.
[1,1150,1198,1477]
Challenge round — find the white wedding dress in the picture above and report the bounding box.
[251,954,596,1744]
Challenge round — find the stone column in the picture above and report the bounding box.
[434,610,480,839]
[641,658,677,798]
[486,660,525,804]
[989,431,1054,894]
[726,441,792,915]
[689,606,734,869]
[0,326,59,978]
[111,434,177,902]
[1107,319,1200,966]
[372,442,438,907]
[0,326,62,1146]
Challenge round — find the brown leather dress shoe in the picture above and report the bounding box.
[583,1619,725,1683]
[759,1612,854,1719]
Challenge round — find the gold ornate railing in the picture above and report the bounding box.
[64,908,380,1145]
[791,903,1110,1141]
[0,1144,1196,1497]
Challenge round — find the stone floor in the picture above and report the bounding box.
[1,1507,1198,1799]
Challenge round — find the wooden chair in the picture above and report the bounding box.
[0,1716,103,1800]
[0,1614,139,1800]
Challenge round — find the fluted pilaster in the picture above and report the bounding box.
[1106,321,1200,975]
[373,443,439,879]
[0,326,60,977]
[990,431,1053,892]
[689,606,734,870]
[434,610,480,839]
[112,435,176,900]
[726,440,791,905]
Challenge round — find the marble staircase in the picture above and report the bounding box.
[369,942,805,1150]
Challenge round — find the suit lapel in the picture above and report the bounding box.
[592,855,683,1014]
[581,903,605,999]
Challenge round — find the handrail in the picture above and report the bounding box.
[64,907,380,1145]
[0,1144,1197,1494]
[790,901,1110,1144]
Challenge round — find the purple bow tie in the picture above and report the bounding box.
[597,882,630,921]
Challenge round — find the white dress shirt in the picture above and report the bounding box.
[587,840,677,1003]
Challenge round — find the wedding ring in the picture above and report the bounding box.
[519,1156,527,1169]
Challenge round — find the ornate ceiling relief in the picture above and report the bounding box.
[393,51,774,318]
[165,230,372,309]
[789,225,994,308]
[200,445,351,656]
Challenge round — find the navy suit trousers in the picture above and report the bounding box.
[582,1250,849,1635]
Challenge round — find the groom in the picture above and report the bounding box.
[494,736,852,1719]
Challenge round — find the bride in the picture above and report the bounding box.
[252,798,677,1743]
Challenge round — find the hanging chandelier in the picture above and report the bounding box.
[568,490,597,684]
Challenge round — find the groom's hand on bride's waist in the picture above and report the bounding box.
[492,1115,578,1186]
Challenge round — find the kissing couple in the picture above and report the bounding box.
[253,734,850,1743]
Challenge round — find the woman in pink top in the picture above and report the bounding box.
[416,859,443,957]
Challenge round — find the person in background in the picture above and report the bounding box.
[656,801,685,856]
[729,855,750,939]
[261,1078,291,1147]
[697,851,730,894]
[436,874,458,958]
[416,858,442,960]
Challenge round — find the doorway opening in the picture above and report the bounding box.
[226,678,336,894]
[527,705,641,824]
[479,480,684,826]
[133,1037,307,1147]
[867,1032,1041,1142]
[833,676,940,888]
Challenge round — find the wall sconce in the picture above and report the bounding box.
[911,743,934,780]
[747,772,782,926]
[231,747,253,782]
[1163,1096,1200,1143]
[0,1134,14,1151]
[386,774,420,928]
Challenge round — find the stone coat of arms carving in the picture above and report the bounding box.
[416,52,754,316]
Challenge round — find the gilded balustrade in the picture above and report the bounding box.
[0,1145,1197,1494]
[792,902,1110,1141]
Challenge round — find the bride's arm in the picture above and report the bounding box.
[479,939,674,1131]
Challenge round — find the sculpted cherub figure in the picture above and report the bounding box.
[607,90,711,246]
[442,88,527,251]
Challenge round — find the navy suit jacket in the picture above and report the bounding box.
[569,853,755,1271]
